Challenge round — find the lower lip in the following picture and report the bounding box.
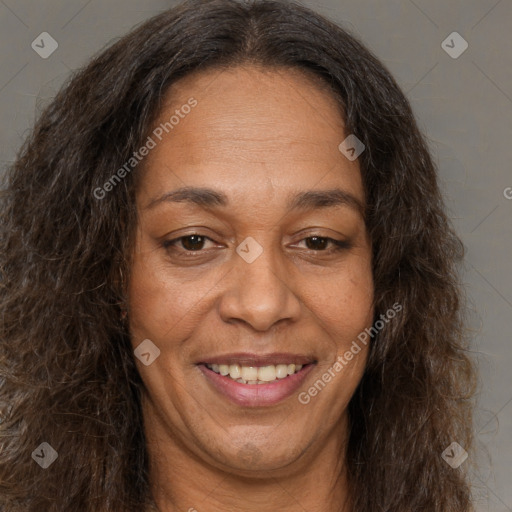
[198,363,316,407]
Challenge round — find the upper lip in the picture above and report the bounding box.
[198,352,316,367]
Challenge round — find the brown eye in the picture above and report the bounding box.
[296,236,352,253]
[179,235,206,251]
[163,234,211,253]
[304,236,329,250]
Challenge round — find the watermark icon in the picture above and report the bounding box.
[441,32,468,59]
[298,302,403,404]
[504,187,512,200]
[441,441,468,468]
[31,32,59,59]
[338,134,365,161]
[93,97,198,200]
[134,339,161,366]
[31,442,58,469]
[236,236,264,263]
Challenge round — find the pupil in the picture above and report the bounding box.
[183,235,204,251]
[306,236,327,250]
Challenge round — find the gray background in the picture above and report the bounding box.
[0,0,510,510]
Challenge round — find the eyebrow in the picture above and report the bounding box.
[145,186,364,216]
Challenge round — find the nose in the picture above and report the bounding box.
[218,242,301,332]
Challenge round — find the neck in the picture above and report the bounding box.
[144,405,353,512]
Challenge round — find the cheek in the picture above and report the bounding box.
[302,261,374,344]
[299,267,373,414]
[127,247,201,342]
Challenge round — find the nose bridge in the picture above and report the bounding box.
[218,237,300,331]
[242,244,283,294]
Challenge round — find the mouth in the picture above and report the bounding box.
[204,362,305,384]
[197,353,317,407]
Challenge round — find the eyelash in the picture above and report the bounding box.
[162,234,352,257]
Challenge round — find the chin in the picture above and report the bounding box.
[202,431,309,475]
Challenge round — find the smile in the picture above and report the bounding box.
[205,363,303,384]
[199,360,316,407]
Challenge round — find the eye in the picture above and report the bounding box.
[295,236,351,252]
[162,234,352,258]
[163,234,216,253]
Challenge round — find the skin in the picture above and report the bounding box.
[128,64,374,512]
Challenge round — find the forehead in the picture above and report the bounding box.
[137,65,364,208]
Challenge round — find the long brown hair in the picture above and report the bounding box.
[0,0,477,510]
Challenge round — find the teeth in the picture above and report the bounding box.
[206,363,306,383]
[229,364,241,379]
[275,364,288,379]
[241,366,258,381]
[258,365,276,382]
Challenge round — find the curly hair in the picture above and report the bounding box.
[0,0,477,510]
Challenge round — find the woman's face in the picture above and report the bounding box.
[128,65,374,476]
